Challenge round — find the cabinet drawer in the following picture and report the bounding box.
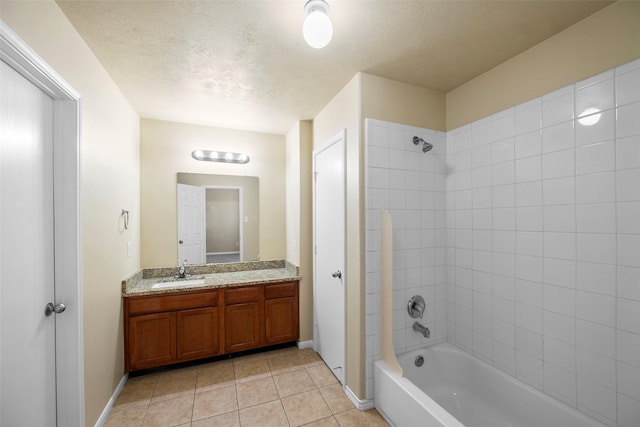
[127,291,218,316]
[265,282,297,299]
[225,286,259,304]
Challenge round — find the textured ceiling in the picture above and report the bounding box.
[57,0,612,134]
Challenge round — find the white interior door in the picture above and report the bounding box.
[177,183,206,265]
[313,130,346,384]
[1,59,57,425]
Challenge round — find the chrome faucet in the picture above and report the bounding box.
[413,322,430,338]
[177,259,188,279]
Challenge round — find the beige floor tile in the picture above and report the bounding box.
[198,359,234,374]
[238,400,289,427]
[142,396,194,427]
[191,411,240,427]
[151,375,196,403]
[264,346,299,359]
[273,369,316,398]
[298,348,324,367]
[267,353,305,375]
[301,416,340,427]
[236,377,279,409]
[197,363,236,392]
[192,385,238,421]
[334,409,389,427]
[232,352,266,365]
[281,389,332,427]
[114,376,158,409]
[234,358,271,383]
[104,404,147,427]
[306,365,339,388]
[318,384,355,414]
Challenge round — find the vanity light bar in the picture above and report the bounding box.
[191,150,250,164]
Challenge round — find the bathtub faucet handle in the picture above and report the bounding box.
[407,295,425,319]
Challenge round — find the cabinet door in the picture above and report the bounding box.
[176,307,220,361]
[128,312,176,370]
[224,302,260,353]
[265,297,299,345]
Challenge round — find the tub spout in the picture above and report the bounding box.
[413,322,430,338]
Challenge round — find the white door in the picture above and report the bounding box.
[177,183,206,265]
[313,130,346,384]
[1,60,57,425]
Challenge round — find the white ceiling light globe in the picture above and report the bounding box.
[303,0,333,49]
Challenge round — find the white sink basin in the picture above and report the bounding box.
[152,278,205,289]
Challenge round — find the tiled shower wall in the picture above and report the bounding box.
[364,119,448,399]
[446,58,640,427]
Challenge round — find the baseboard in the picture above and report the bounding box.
[344,385,374,410]
[94,373,128,427]
[297,340,314,349]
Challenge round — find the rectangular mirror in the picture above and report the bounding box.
[177,173,259,264]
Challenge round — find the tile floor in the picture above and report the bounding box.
[106,346,389,427]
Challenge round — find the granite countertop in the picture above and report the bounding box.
[122,260,300,297]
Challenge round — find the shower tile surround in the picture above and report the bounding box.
[365,58,640,427]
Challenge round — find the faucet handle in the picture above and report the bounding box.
[407,295,425,319]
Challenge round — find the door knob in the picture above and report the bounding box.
[179,240,184,244]
[44,302,66,317]
[331,270,342,279]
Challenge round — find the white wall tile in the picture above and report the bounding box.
[575,141,615,175]
[543,89,574,127]
[543,258,576,288]
[471,120,491,148]
[616,135,640,171]
[492,139,514,164]
[575,109,615,146]
[542,121,574,154]
[577,233,616,265]
[544,337,576,373]
[515,103,542,136]
[544,284,575,317]
[577,349,616,390]
[544,311,575,345]
[576,291,615,327]
[542,177,575,205]
[491,109,515,142]
[616,67,640,107]
[576,203,616,234]
[493,230,515,254]
[544,232,576,261]
[517,231,543,256]
[618,298,640,335]
[618,266,640,302]
[617,394,640,427]
[577,320,615,359]
[617,330,640,368]
[516,255,543,282]
[471,165,492,188]
[577,377,617,425]
[617,101,640,139]
[618,234,640,268]
[515,181,542,207]
[516,326,543,356]
[575,172,616,204]
[472,144,492,168]
[544,205,575,232]
[542,149,574,179]
[544,362,576,405]
[577,262,616,296]
[516,206,543,231]
[516,305,542,335]
[617,168,640,202]
[515,155,542,183]
[492,184,514,208]
[492,161,515,185]
[516,279,542,308]
[575,77,614,116]
[517,351,543,388]
[515,130,542,159]
[493,207,515,231]
[617,361,640,401]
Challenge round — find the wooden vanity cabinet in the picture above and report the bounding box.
[124,280,299,372]
[265,282,299,345]
[224,286,262,353]
[124,290,221,371]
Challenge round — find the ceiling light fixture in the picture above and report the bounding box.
[303,0,333,49]
[192,150,249,164]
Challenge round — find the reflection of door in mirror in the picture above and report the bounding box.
[204,186,242,263]
[177,184,206,265]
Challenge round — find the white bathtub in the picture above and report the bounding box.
[374,343,605,427]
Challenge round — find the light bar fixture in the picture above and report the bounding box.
[191,150,250,164]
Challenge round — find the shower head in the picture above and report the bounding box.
[413,136,433,153]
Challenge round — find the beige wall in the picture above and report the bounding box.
[205,189,239,253]
[361,73,446,131]
[312,74,365,398]
[140,118,286,268]
[447,1,640,130]
[285,120,313,342]
[0,1,140,425]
